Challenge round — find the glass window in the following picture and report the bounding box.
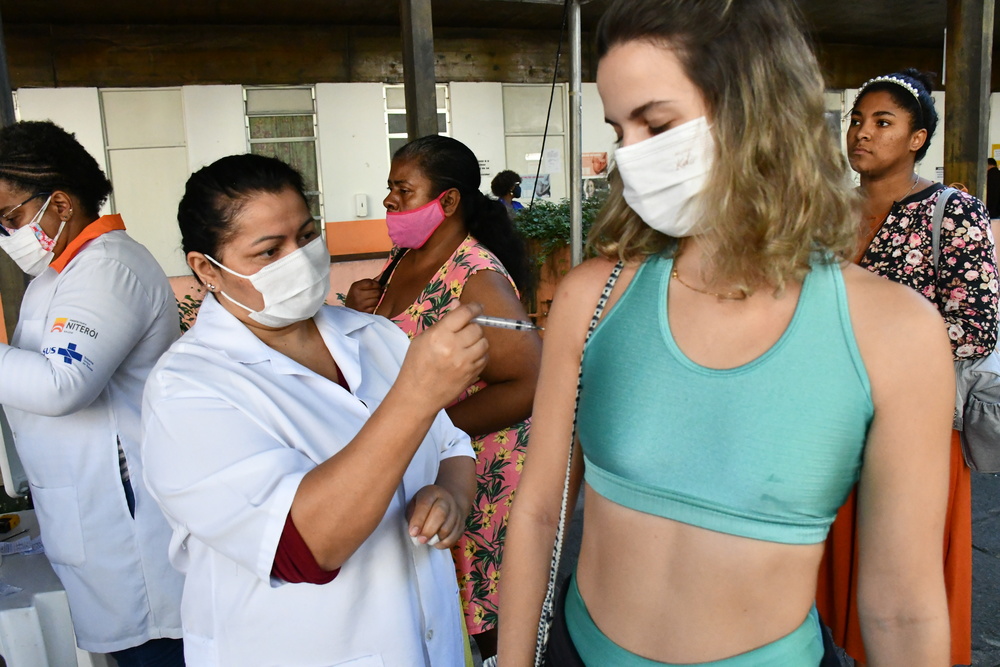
[245,87,323,221]
[384,84,451,162]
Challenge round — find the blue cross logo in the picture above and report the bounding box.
[56,342,84,365]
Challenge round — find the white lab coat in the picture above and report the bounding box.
[0,224,184,653]
[141,295,474,667]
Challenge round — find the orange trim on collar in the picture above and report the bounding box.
[49,214,126,274]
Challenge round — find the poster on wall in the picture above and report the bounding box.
[584,177,610,200]
[993,144,1000,162]
[522,174,551,200]
[582,152,609,177]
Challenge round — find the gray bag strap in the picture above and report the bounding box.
[532,259,624,667]
[931,187,958,268]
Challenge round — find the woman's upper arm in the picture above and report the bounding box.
[937,194,999,356]
[850,270,952,620]
[460,269,542,386]
[515,259,632,518]
[0,258,161,415]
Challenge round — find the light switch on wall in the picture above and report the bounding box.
[355,194,368,218]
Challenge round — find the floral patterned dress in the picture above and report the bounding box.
[377,235,530,635]
[818,184,997,666]
[858,183,998,358]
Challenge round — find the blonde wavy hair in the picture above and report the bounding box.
[589,0,860,294]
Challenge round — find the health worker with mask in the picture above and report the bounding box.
[0,120,184,665]
[346,135,541,662]
[499,0,953,664]
[141,153,487,666]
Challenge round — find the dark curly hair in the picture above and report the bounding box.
[393,136,532,293]
[177,153,308,267]
[853,68,939,162]
[0,120,112,219]
[490,170,521,198]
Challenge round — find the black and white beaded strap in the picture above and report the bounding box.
[533,260,624,666]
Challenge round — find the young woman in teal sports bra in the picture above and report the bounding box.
[499,1,954,665]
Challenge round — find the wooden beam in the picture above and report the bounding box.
[399,0,438,141]
[0,23,994,91]
[944,0,994,198]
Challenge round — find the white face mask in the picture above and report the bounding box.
[614,116,714,238]
[0,195,64,276]
[205,236,331,328]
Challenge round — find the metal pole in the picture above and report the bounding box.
[568,0,583,267]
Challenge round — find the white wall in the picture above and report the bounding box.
[15,88,110,214]
[316,83,393,222]
[450,82,506,194]
[182,85,248,173]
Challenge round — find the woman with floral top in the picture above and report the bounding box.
[817,68,997,666]
[346,135,542,660]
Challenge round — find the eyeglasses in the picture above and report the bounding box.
[0,192,52,237]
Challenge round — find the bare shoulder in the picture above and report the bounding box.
[546,256,640,345]
[842,263,943,336]
[841,263,952,389]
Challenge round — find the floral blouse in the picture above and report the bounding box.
[859,184,998,359]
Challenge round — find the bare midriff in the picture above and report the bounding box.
[573,484,824,663]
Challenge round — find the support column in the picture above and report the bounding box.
[943,0,995,199]
[0,9,24,342]
[399,0,440,141]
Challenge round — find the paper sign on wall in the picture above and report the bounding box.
[542,148,562,174]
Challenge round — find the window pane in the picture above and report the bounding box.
[389,137,408,158]
[387,114,408,134]
[385,87,406,110]
[503,85,564,134]
[437,113,447,133]
[246,88,314,115]
[249,116,315,140]
[251,141,319,192]
[306,194,321,219]
[436,85,447,109]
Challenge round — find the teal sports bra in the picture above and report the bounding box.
[578,253,873,544]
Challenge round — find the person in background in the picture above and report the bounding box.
[491,169,525,214]
[346,136,541,661]
[499,1,953,665]
[142,153,485,666]
[0,121,184,665]
[818,68,997,667]
[987,157,999,223]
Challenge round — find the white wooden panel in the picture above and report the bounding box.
[107,147,189,276]
[316,83,392,222]
[182,85,248,172]
[15,88,111,215]
[102,89,186,149]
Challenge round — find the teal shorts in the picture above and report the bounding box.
[564,575,823,666]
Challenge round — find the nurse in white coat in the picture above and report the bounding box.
[141,154,485,666]
[0,121,184,664]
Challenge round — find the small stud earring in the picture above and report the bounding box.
[206,283,216,291]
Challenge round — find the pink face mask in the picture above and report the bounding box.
[385,192,448,249]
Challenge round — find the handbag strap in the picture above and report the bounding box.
[533,259,624,667]
[931,187,958,268]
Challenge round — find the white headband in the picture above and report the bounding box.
[857,75,921,104]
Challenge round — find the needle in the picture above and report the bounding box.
[471,315,542,331]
